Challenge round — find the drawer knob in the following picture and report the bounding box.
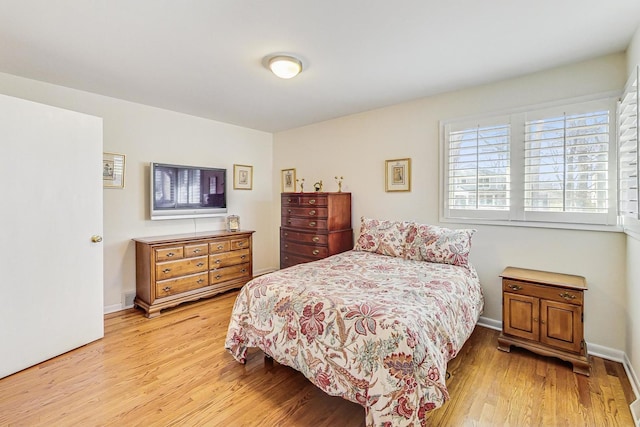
[288,209,292,213]
[284,232,289,237]
[309,210,316,216]
[507,284,522,291]
[166,252,175,257]
[163,286,171,292]
[285,244,289,248]
[215,274,222,280]
[241,255,246,260]
[559,292,576,300]
[287,220,292,224]
[241,268,247,273]
[197,278,204,284]
[196,262,204,267]
[312,236,320,242]
[214,259,221,264]
[193,248,201,253]
[162,268,171,273]
[309,221,317,227]
[308,199,316,205]
[287,198,292,202]
[237,242,245,247]
[312,249,320,255]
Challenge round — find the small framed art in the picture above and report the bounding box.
[103,152,125,189]
[226,215,240,232]
[385,158,411,192]
[233,164,253,190]
[281,168,296,192]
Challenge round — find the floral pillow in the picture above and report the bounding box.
[354,217,411,257]
[405,223,476,267]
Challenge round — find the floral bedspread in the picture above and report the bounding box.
[225,250,484,427]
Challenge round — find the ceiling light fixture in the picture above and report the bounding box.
[268,55,303,79]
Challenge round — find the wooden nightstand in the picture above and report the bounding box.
[497,266,590,376]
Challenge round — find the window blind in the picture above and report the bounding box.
[524,110,609,213]
[618,72,639,221]
[447,124,510,211]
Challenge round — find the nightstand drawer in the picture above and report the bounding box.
[503,279,583,305]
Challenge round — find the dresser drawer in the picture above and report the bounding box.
[184,243,208,257]
[281,194,329,206]
[230,237,250,251]
[155,246,184,262]
[503,279,583,305]
[282,206,328,218]
[282,217,328,230]
[209,240,231,253]
[281,228,327,245]
[281,253,315,268]
[155,256,208,280]
[210,263,251,284]
[156,272,208,297]
[210,248,250,268]
[281,240,328,258]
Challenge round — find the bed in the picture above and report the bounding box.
[225,219,484,426]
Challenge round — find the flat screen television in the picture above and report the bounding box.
[150,162,227,220]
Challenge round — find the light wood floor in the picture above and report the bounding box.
[0,290,635,426]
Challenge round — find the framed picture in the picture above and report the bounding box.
[385,158,411,192]
[233,164,253,190]
[226,215,240,232]
[281,168,296,192]
[103,152,125,189]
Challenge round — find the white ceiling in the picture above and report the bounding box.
[1,1,639,133]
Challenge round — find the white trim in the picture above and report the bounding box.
[104,303,123,314]
[477,316,501,331]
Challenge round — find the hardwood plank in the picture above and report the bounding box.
[0,292,634,426]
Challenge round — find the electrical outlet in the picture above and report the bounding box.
[123,292,136,308]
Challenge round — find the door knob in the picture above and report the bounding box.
[91,235,103,243]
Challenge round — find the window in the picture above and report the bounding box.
[619,66,639,235]
[442,97,618,228]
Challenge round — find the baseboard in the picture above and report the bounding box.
[631,398,640,427]
[104,303,124,314]
[477,316,501,331]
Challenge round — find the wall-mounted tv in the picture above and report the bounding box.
[150,162,227,220]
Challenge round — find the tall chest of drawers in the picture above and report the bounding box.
[280,192,352,269]
[133,230,254,318]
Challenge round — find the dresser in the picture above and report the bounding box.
[280,192,352,269]
[133,230,254,318]
[497,266,589,375]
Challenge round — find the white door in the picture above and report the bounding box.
[0,93,104,379]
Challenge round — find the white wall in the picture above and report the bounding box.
[625,25,640,390]
[274,53,628,351]
[0,72,275,311]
